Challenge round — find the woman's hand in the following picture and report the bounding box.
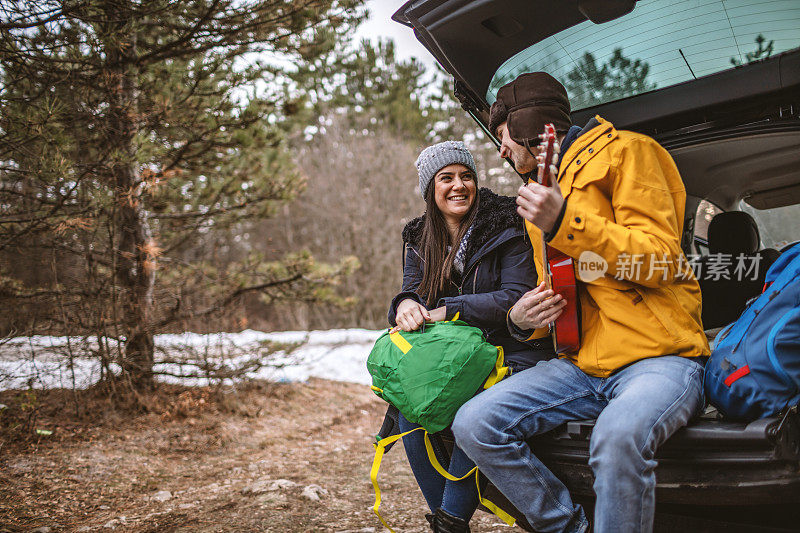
[392,301,448,332]
[393,299,431,332]
[427,306,446,322]
[509,282,567,330]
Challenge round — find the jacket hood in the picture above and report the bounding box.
[402,187,523,263]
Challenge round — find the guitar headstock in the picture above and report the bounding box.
[538,123,557,187]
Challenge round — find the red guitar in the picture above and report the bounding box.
[537,124,581,354]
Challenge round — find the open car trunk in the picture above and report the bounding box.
[388,0,800,529]
[393,0,800,205]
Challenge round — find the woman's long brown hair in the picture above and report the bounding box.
[417,181,479,307]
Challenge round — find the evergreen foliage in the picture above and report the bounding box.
[0,0,365,389]
[564,48,655,109]
[282,36,455,145]
[731,34,774,66]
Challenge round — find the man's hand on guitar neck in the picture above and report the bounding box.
[516,147,564,234]
[509,282,567,330]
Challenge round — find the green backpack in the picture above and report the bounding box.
[366,318,508,433]
[366,318,516,531]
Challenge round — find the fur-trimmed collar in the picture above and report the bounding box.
[402,188,523,263]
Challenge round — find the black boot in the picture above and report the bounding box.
[425,513,435,530]
[432,507,471,533]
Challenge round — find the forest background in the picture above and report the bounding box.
[0,0,780,396]
[0,0,524,395]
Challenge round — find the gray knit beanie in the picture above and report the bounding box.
[415,141,477,198]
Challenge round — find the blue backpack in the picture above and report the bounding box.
[704,242,800,421]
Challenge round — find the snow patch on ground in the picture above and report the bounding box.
[0,328,384,391]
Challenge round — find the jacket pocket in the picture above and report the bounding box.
[634,287,683,344]
[563,161,612,205]
[569,160,611,190]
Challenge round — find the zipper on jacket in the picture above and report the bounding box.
[557,142,592,183]
[457,259,481,296]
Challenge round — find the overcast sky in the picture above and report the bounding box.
[354,0,438,71]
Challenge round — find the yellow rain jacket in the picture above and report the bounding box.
[525,116,710,376]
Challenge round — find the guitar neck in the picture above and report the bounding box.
[538,124,556,188]
[538,123,556,287]
[542,233,553,288]
[532,125,580,354]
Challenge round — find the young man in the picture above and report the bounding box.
[451,72,710,533]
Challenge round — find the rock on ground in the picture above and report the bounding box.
[150,490,172,502]
[269,478,297,491]
[301,484,329,501]
[241,478,297,495]
[102,516,127,529]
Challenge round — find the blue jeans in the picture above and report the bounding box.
[452,356,704,533]
[396,359,537,520]
[397,412,481,519]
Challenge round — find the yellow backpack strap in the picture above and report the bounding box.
[388,331,412,354]
[484,346,510,389]
[475,474,517,526]
[423,431,477,481]
[371,427,425,532]
[422,432,516,527]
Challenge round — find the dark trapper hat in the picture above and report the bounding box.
[488,72,571,145]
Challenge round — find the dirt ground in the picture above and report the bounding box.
[0,379,517,532]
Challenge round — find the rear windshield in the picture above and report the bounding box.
[488,0,800,109]
[739,201,800,250]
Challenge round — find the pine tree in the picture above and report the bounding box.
[731,34,774,66]
[281,37,452,146]
[565,48,655,109]
[0,0,364,390]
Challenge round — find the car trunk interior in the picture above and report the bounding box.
[669,128,800,210]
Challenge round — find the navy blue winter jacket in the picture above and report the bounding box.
[387,188,555,368]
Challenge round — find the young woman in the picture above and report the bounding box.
[387,141,555,532]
